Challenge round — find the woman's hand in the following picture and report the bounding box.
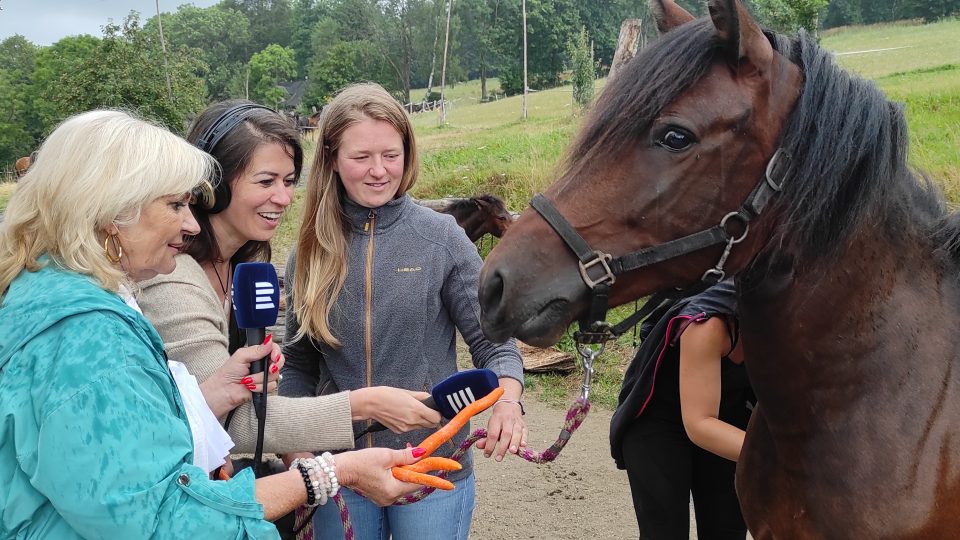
[350,386,442,432]
[475,377,527,461]
[335,446,426,506]
[200,338,283,417]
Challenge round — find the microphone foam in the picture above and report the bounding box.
[431,368,499,419]
[232,262,280,329]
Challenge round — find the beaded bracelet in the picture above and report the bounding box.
[317,452,340,497]
[291,459,318,507]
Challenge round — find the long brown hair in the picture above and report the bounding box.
[184,99,303,266]
[291,83,419,346]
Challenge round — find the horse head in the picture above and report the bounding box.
[473,194,514,239]
[479,0,803,346]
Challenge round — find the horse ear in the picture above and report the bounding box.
[649,0,696,34]
[708,0,773,76]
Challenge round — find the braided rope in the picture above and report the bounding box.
[333,397,591,539]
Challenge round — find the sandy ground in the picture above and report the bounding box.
[469,396,639,539]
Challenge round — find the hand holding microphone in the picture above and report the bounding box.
[355,369,500,440]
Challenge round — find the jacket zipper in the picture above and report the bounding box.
[364,209,376,448]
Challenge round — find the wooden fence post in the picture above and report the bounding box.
[609,19,643,81]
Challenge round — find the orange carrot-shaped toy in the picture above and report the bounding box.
[402,456,462,474]
[391,386,505,489]
[392,467,456,490]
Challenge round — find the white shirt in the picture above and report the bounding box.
[121,287,235,473]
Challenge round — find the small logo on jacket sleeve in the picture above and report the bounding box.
[397,266,423,273]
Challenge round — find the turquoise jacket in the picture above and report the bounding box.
[0,261,279,539]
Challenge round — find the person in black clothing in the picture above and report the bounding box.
[610,279,753,539]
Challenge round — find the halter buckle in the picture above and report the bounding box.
[765,148,790,192]
[578,251,616,289]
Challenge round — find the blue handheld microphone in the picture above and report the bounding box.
[232,262,280,473]
[355,368,499,439]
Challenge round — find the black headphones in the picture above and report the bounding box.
[192,103,276,214]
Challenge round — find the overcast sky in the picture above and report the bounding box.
[0,0,220,46]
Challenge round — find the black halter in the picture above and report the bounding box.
[530,148,792,344]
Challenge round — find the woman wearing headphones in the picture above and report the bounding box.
[137,101,442,463]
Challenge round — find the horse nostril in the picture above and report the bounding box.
[479,268,506,317]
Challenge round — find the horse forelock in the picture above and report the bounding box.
[562,19,720,186]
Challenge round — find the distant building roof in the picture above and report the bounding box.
[279,80,307,108]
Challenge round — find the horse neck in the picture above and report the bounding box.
[454,210,489,242]
[738,224,960,432]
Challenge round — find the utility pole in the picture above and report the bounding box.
[521,0,528,120]
[155,0,173,104]
[439,0,453,126]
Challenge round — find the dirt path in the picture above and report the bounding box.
[469,395,639,539]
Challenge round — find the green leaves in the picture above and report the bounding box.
[249,44,297,108]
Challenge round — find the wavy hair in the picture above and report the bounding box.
[0,110,213,296]
[291,82,419,346]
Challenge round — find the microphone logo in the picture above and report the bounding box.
[255,281,276,310]
[446,388,477,413]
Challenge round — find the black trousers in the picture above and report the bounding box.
[621,414,747,540]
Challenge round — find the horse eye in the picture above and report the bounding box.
[658,129,695,152]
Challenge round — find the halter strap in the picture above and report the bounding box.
[530,147,791,342]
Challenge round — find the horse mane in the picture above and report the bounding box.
[446,194,508,216]
[563,19,720,186]
[772,30,943,257]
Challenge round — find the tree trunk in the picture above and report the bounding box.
[521,0,527,120]
[439,0,453,125]
[609,18,643,80]
[480,52,487,101]
[424,4,442,101]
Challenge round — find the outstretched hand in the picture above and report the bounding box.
[476,378,527,461]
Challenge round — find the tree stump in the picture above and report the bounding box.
[609,19,644,80]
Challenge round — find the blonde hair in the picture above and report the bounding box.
[292,83,419,346]
[0,110,214,296]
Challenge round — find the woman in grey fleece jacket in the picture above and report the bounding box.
[282,82,526,540]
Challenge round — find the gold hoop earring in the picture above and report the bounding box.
[104,233,123,264]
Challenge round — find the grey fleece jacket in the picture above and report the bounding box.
[280,194,523,483]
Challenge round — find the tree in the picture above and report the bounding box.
[54,14,207,133]
[751,0,830,35]
[31,36,99,132]
[248,44,298,109]
[220,0,295,52]
[304,40,389,104]
[144,5,252,101]
[568,26,594,111]
[906,0,960,21]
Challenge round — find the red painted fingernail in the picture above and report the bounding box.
[241,377,253,385]
[262,334,273,346]
[246,384,257,390]
[272,352,280,363]
[412,447,426,458]
[271,364,278,373]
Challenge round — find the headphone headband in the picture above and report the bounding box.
[194,103,276,154]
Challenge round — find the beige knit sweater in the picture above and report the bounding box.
[138,254,354,454]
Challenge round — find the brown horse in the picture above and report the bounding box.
[478,0,960,537]
[417,194,514,242]
[14,153,34,179]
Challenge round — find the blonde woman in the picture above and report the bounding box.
[282,83,527,540]
[0,110,427,539]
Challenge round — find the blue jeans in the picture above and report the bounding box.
[312,472,476,540]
